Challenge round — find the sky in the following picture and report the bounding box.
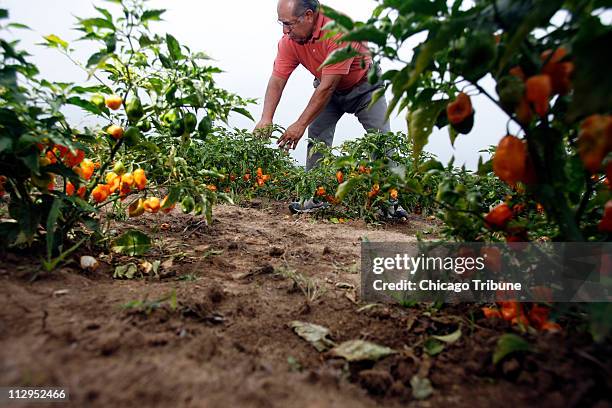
[1,0,512,169]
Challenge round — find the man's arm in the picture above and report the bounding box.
[277,73,343,150]
[254,75,288,131]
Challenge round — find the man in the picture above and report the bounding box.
[255,0,407,218]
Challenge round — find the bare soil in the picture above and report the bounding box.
[0,201,610,408]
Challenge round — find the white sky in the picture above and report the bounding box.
[2,0,511,168]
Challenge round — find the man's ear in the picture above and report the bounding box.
[305,9,315,22]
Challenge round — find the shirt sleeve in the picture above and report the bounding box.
[272,37,299,79]
[321,34,355,76]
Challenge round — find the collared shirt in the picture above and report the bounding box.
[272,13,371,91]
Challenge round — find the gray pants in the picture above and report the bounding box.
[306,78,391,170]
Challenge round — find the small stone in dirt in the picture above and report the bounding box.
[207,284,225,304]
[392,359,416,383]
[99,336,120,356]
[388,380,409,398]
[269,246,284,257]
[53,289,70,297]
[85,322,101,331]
[358,369,393,396]
[159,270,176,279]
[247,199,262,208]
[322,246,332,255]
[256,264,275,275]
[502,358,521,378]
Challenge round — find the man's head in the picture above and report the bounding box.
[277,0,320,44]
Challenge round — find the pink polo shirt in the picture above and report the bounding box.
[272,13,371,91]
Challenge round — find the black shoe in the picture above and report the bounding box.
[289,198,330,214]
[382,200,409,219]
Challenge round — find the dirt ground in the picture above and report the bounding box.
[0,201,611,408]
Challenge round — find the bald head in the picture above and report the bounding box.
[277,0,319,18]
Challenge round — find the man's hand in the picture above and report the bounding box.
[253,119,273,137]
[253,119,273,138]
[276,74,342,151]
[277,122,306,150]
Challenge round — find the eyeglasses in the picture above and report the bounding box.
[277,12,305,29]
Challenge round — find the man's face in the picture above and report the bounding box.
[277,3,316,44]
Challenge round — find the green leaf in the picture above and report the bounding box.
[204,195,213,226]
[320,5,354,30]
[78,17,115,31]
[216,192,234,205]
[192,51,211,60]
[0,137,12,153]
[319,46,361,69]
[341,25,387,47]
[424,338,445,356]
[407,100,447,161]
[111,230,151,256]
[0,66,18,93]
[335,175,363,202]
[94,6,113,22]
[141,9,166,22]
[70,84,111,94]
[166,33,183,61]
[198,169,225,179]
[368,87,387,111]
[568,21,612,120]
[0,221,19,247]
[45,198,62,261]
[7,23,30,30]
[496,1,563,75]
[8,199,40,246]
[66,96,104,116]
[0,9,8,19]
[41,238,86,273]
[586,303,612,343]
[163,186,182,209]
[159,53,173,68]
[86,51,108,67]
[448,124,459,146]
[86,53,111,79]
[43,34,68,50]
[231,107,254,121]
[493,334,532,365]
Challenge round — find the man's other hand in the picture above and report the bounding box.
[277,122,306,150]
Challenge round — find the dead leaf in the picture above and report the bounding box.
[289,321,336,352]
[161,258,174,270]
[432,328,462,344]
[113,263,138,279]
[410,375,434,400]
[330,340,396,362]
[357,303,382,313]
[335,282,355,290]
[140,260,161,276]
